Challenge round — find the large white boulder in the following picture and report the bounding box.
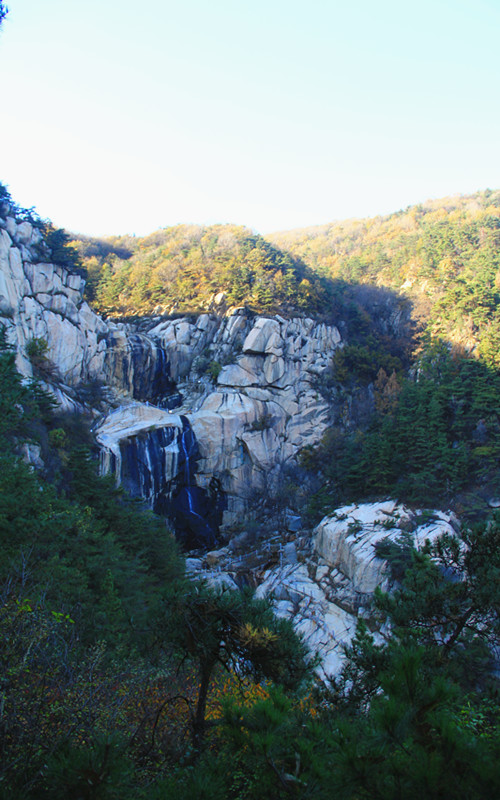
[256,561,359,680]
[242,317,283,355]
[313,502,455,594]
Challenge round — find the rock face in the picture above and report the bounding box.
[92,306,343,523]
[148,311,342,518]
[188,502,458,679]
[1,207,343,532]
[96,404,221,547]
[0,216,177,408]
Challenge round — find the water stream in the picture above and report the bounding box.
[117,414,222,549]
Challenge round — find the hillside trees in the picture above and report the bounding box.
[304,344,500,515]
[154,522,500,799]
[269,190,500,370]
[74,224,329,317]
[375,524,500,683]
[43,224,83,272]
[320,519,500,798]
[157,582,311,753]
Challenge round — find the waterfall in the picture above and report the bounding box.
[120,425,179,512]
[97,407,223,549]
[171,416,219,549]
[104,333,182,408]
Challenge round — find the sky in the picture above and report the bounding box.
[0,0,499,237]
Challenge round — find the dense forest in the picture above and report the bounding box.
[74,191,500,374]
[72,225,330,318]
[269,190,500,370]
[303,343,500,519]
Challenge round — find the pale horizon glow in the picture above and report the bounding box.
[0,0,499,238]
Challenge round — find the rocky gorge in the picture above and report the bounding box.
[0,207,343,531]
[0,203,466,677]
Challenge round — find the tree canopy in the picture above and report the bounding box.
[270,190,500,370]
[73,223,330,317]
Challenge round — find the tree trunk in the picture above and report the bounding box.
[192,659,214,754]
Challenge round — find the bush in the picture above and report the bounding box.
[25,337,48,363]
[207,361,222,382]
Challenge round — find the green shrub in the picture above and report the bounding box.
[249,414,272,432]
[25,337,48,363]
[207,360,222,382]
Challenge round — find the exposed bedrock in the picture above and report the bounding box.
[187,501,459,678]
[96,404,221,548]
[1,208,344,528]
[0,219,178,408]
[94,305,344,526]
[145,311,342,520]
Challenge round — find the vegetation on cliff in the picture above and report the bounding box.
[73,224,329,317]
[0,182,83,271]
[259,189,500,520]
[305,342,500,518]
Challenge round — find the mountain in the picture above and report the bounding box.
[74,190,500,369]
[72,223,330,318]
[1,181,499,797]
[268,190,500,368]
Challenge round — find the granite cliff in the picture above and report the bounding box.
[0,200,480,679]
[0,203,342,542]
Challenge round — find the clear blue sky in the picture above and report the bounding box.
[1,0,499,236]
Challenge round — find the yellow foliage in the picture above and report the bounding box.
[237,622,278,649]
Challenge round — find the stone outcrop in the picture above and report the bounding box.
[96,403,184,488]
[96,403,221,547]
[146,311,342,517]
[1,207,344,524]
[186,502,459,679]
[313,501,456,593]
[0,215,176,407]
[1,204,345,532]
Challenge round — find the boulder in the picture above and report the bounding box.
[313,502,454,594]
[256,561,359,679]
[282,541,298,564]
[243,317,282,355]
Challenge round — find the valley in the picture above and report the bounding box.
[1,184,499,798]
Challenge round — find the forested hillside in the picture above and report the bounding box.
[269,190,500,369]
[74,190,500,376]
[73,225,329,317]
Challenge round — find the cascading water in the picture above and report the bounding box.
[145,343,183,409]
[104,333,182,408]
[120,425,179,513]
[97,331,223,547]
[98,407,223,549]
[170,416,220,549]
